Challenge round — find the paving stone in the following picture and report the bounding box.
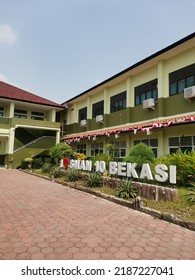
[0,170,195,260]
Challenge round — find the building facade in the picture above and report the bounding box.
[0,82,63,168]
[62,33,195,159]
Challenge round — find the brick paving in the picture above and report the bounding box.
[0,169,195,260]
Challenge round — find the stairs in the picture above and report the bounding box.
[13,136,56,168]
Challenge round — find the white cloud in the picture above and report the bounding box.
[0,24,18,45]
[0,74,9,83]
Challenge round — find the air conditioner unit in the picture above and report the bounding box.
[184,86,195,101]
[80,119,87,127]
[96,115,104,124]
[143,98,155,110]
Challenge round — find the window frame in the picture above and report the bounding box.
[92,100,104,118]
[78,107,87,122]
[90,142,103,156]
[110,91,126,113]
[169,63,195,96]
[134,79,158,106]
[14,109,27,119]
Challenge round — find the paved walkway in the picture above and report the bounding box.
[0,170,195,260]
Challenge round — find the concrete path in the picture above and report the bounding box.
[0,170,195,260]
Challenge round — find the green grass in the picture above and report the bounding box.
[31,170,195,222]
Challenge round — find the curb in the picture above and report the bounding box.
[21,170,195,232]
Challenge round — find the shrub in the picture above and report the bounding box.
[32,157,43,169]
[185,182,195,205]
[41,162,52,173]
[20,160,29,169]
[115,179,138,199]
[49,166,62,178]
[65,168,81,182]
[125,143,155,171]
[73,152,87,160]
[85,172,102,188]
[50,143,73,164]
[156,151,195,187]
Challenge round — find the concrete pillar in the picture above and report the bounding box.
[8,128,15,154]
[87,96,91,119]
[104,88,109,114]
[8,102,15,118]
[47,109,56,122]
[126,77,131,108]
[56,130,60,144]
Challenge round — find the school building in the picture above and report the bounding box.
[0,82,63,168]
[61,32,195,159]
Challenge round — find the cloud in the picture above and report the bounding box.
[0,74,9,83]
[0,24,18,45]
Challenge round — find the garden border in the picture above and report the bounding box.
[21,170,195,232]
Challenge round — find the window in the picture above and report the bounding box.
[90,143,103,156]
[110,91,126,113]
[135,79,158,106]
[0,107,4,117]
[169,64,195,96]
[77,144,86,155]
[78,107,87,122]
[31,111,44,120]
[14,109,27,119]
[114,141,126,158]
[169,136,195,153]
[92,101,104,118]
[134,138,158,157]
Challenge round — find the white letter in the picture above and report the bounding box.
[126,163,138,178]
[99,161,106,173]
[118,162,127,176]
[109,161,117,175]
[140,163,153,180]
[80,160,85,170]
[69,159,74,168]
[169,165,176,184]
[85,160,92,171]
[155,164,168,182]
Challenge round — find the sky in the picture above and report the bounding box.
[0,0,194,104]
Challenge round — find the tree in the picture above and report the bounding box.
[125,143,155,170]
[50,143,73,165]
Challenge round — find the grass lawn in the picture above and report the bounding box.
[32,169,195,222]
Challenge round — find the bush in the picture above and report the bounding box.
[20,160,29,169]
[125,143,155,171]
[115,179,138,199]
[186,183,195,205]
[65,168,81,182]
[156,151,195,187]
[50,143,73,164]
[32,157,43,169]
[41,162,52,173]
[49,166,62,178]
[85,172,102,188]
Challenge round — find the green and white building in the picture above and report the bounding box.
[62,33,195,159]
[0,82,63,168]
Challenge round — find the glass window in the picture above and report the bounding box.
[170,82,177,95]
[92,101,104,118]
[186,76,194,87]
[178,79,185,93]
[169,136,194,153]
[110,91,126,113]
[77,144,86,155]
[90,143,103,156]
[0,107,3,117]
[14,109,27,119]
[134,79,158,106]
[78,107,87,122]
[114,141,126,158]
[169,64,195,96]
